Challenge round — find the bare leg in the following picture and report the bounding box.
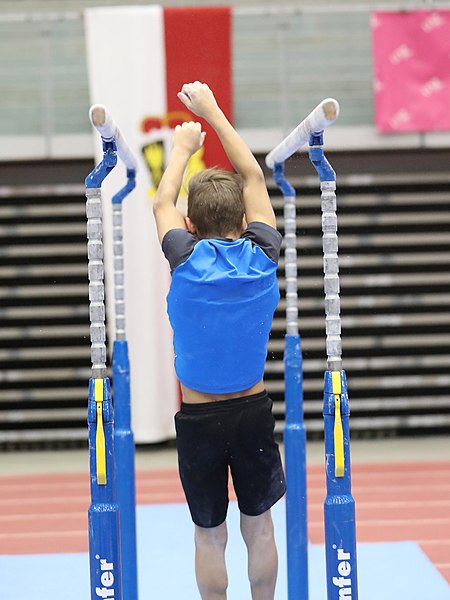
[240,510,278,600]
[194,522,228,600]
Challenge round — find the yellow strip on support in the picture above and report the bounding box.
[332,371,345,478]
[94,378,107,485]
[332,370,342,395]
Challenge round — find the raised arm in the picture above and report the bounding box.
[152,121,206,244]
[178,81,276,229]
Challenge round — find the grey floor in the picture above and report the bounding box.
[1,436,449,476]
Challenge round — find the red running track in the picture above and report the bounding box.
[0,461,449,583]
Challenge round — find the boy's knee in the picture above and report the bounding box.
[240,511,274,545]
[195,523,228,550]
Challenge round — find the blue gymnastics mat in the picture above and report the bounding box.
[1,501,449,600]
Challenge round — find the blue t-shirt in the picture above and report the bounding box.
[162,222,282,394]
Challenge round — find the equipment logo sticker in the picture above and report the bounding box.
[332,546,352,598]
[95,555,116,598]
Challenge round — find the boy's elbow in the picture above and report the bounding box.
[152,195,167,219]
[252,163,265,177]
[153,180,179,209]
[153,185,171,213]
[152,196,161,215]
[246,165,265,184]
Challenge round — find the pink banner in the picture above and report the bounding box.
[372,10,450,132]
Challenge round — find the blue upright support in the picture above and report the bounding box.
[111,165,138,600]
[266,98,342,600]
[284,335,308,600]
[113,340,137,600]
[309,131,359,600]
[86,135,123,600]
[88,104,140,600]
[273,162,309,600]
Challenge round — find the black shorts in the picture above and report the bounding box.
[174,390,286,528]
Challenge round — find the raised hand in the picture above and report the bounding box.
[173,121,206,156]
[177,81,220,120]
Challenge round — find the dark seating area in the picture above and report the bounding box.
[1,149,450,444]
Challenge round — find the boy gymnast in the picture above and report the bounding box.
[152,81,286,600]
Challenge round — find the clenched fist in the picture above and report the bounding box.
[173,121,206,155]
[177,81,220,120]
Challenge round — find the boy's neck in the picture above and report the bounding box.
[199,230,241,241]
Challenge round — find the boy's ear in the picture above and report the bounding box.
[185,216,197,235]
[242,215,248,232]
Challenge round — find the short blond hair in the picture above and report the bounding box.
[187,168,244,238]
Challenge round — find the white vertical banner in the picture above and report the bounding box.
[84,6,178,443]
